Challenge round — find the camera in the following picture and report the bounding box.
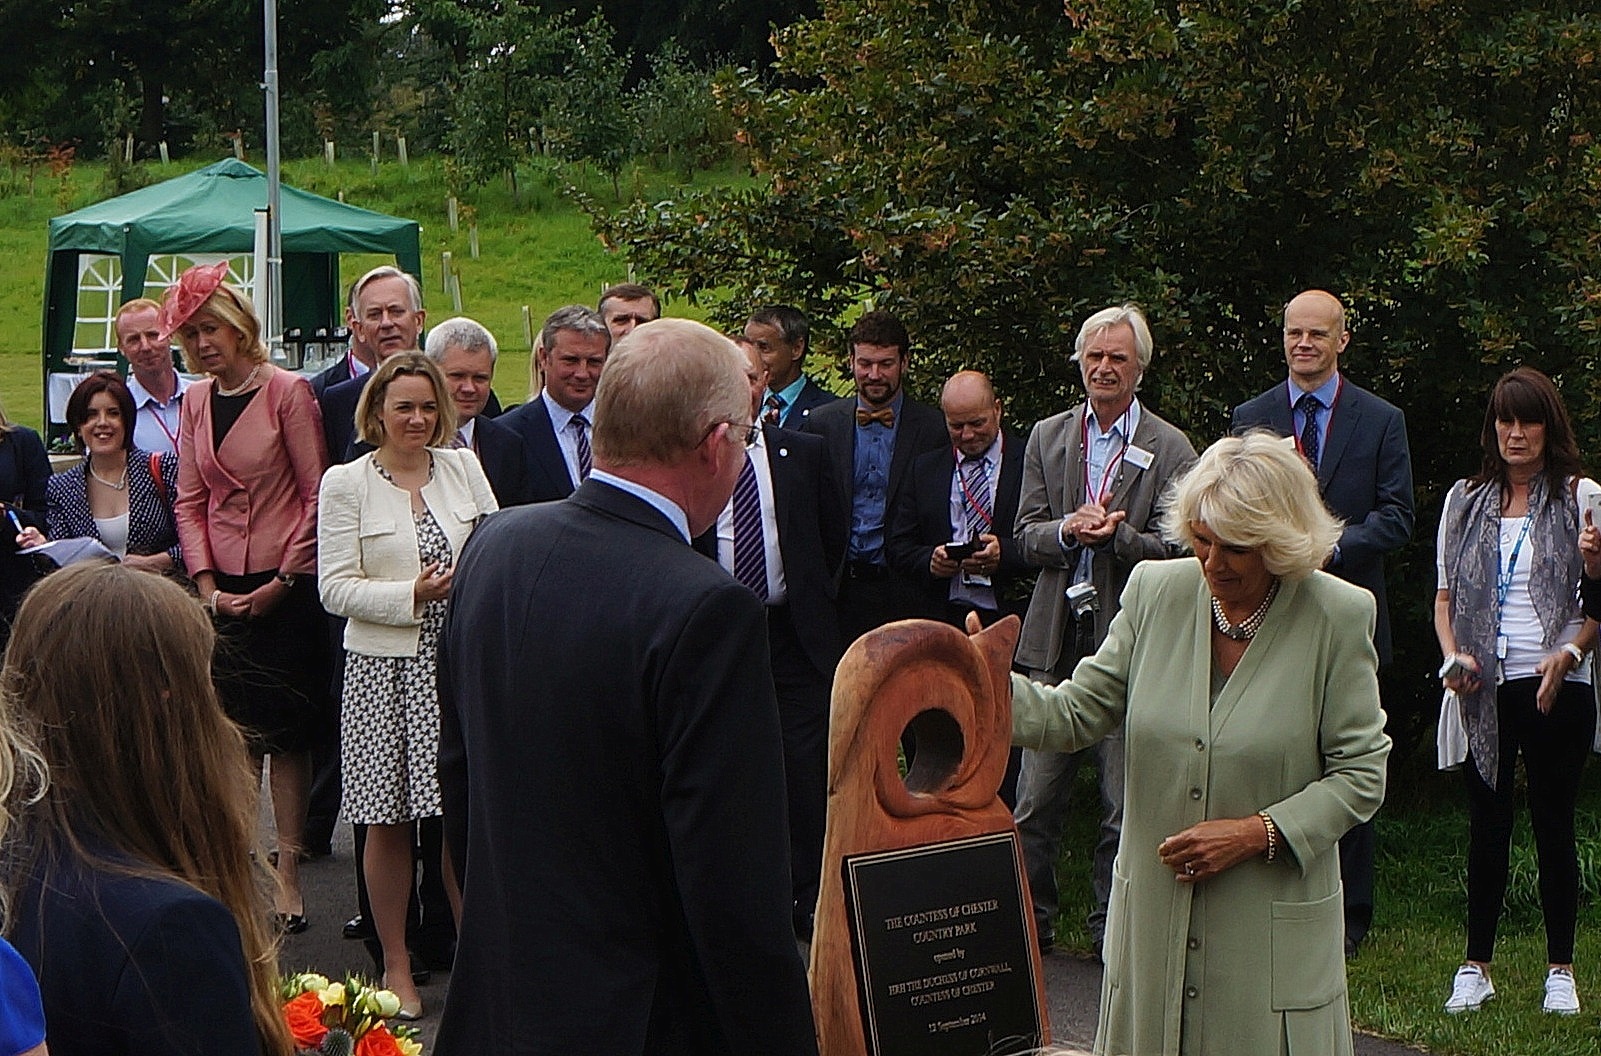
[1065,582,1099,619]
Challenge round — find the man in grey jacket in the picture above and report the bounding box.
[1012,303,1197,957]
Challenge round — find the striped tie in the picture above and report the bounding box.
[960,455,991,541]
[731,453,768,600]
[570,415,593,480]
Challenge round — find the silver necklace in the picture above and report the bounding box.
[216,365,262,397]
[1211,579,1280,641]
[87,461,127,491]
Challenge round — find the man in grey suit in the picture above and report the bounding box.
[1013,303,1197,957]
[1232,288,1414,956]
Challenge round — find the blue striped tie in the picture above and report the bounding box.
[732,453,768,600]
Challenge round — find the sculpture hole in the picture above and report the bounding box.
[901,708,964,793]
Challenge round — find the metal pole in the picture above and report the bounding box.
[262,0,284,350]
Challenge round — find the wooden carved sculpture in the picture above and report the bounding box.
[808,615,1049,1056]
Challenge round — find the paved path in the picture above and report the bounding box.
[279,821,1425,1053]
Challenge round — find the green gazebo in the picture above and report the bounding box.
[41,158,421,438]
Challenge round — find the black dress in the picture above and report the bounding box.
[0,426,53,646]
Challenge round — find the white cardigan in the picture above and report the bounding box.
[318,448,499,657]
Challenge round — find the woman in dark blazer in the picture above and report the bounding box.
[0,402,50,646]
[15,372,181,575]
[1,562,293,1056]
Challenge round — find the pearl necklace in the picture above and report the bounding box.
[215,365,262,397]
[1210,579,1280,641]
[87,461,127,490]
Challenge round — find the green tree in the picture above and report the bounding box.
[593,0,1601,751]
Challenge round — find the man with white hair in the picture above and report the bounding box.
[1012,303,1197,959]
[423,317,530,506]
[437,319,816,1054]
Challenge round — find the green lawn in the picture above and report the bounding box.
[0,153,752,430]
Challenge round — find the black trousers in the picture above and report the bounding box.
[1464,677,1593,964]
[767,604,831,924]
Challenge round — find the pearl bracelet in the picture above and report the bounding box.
[1259,810,1280,863]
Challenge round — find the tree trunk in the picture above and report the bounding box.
[137,73,165,154]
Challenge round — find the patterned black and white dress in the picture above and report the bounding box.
[340,492,452,826]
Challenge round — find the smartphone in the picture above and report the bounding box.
[944,541,978,561]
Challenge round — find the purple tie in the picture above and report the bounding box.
[731,454,768,600]
[570,415,592,480]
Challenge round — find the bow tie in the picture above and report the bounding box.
[856,407,895,428]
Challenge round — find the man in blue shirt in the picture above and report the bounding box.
[743,306,834,430]
[804,310,946,645]
[1232,289,1414,957]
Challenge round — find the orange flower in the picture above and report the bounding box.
[353,1025,406,1056]
[283,991,329,1047]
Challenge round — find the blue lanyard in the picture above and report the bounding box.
[1494,513,1535,623]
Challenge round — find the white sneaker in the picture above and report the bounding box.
[1444,964,1495,1013]
[1544,968,1580,1015]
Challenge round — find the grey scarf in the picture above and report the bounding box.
[1440,474,1580,789]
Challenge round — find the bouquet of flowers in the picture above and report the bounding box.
[280,973,424,1056]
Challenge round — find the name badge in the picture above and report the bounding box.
[1124,445,1154,470]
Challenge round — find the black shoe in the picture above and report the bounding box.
[343,914,372,940]
[275,913,310,935]
[1092,938,1105,964]
[1344,935,1359,959]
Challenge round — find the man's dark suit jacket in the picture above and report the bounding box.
[436,479,817,1055]
[696,425,844,677]
[779,376,835,429]
[310,354,355,399]
[887,430,1030,620]
[495,395,578,503]
[1232,377,1414,664]
[803,394,948,567]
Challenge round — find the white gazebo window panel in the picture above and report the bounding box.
[71,255,121,356]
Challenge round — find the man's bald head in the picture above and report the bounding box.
[940,370,1003,459]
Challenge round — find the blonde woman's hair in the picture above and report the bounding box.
[0,563,293,1055]
[355,352,457,449]
[172,283,269,373]
[1162,430,1343,579]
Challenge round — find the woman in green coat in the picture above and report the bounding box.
[1009,431,1390,1055]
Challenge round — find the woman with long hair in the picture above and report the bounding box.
[166,262,331,931]
[319,352,498,1017]
[1,562,292,1055]
[1437,366,1597,1015]
[14,371,181,573]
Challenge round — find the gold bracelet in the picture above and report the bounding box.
[1258,810,1279,863]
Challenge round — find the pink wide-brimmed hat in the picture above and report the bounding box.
[156,261,232,341]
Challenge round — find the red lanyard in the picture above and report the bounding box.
[955,445,995,529]
[143,402,179,450]
[1082,406,1132,505]
[1292,375,1344,461]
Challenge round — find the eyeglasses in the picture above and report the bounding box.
[703,419,759,446]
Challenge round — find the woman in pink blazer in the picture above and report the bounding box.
[165,262,331,932]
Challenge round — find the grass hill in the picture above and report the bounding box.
[0,153,750,430]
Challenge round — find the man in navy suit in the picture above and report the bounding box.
[496,306,611,503]
[803,309,948,644]
[319,267,426,463]
[743,305,835,430]
[310,272,381,399]
[1232,288,1414,956]
[701,340,843,940]
[437,319,816,1054]
[424,317,530,507]
[889,371,1030,628]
